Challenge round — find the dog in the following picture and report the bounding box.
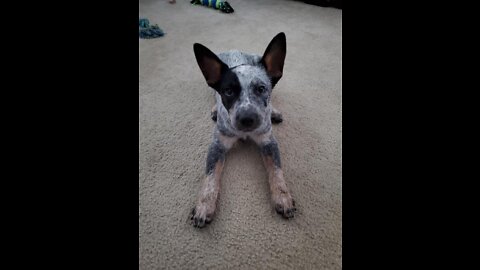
[190,33,296,228]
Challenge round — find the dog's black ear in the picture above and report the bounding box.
[193,43,228,88]
[261,32,287,87]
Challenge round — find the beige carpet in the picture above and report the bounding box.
[139,0,342,269]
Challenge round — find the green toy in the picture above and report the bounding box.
[190,0,234,13]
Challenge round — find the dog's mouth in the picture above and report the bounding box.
[237,127,256,132]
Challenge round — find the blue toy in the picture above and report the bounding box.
[139,18,165,39]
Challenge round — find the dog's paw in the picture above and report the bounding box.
[190,205,214,228]
[211,110,217,122]
[274,196,296,219]
[271,112,283,124]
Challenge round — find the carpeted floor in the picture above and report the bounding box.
[139,0,342,269]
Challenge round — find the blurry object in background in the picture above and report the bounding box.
[139,18,165,39]
[302,0,342,9]
[190,0,235,13]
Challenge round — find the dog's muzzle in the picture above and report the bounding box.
[235,108,260,131]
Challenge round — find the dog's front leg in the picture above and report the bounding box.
[259,135,296,218]
[191,132,235,228]
[271,107,283,124]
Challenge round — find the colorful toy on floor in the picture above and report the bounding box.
[139,18,165,39]
[190,0,234,13]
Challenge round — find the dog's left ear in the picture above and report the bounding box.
[261,32,287,87]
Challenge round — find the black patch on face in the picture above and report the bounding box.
[214,70,241,111]
[260,139,282,168]
[205,140,226,175]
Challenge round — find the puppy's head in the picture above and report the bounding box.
[193,33,286,132]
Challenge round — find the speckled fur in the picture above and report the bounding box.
[191,33,296,228]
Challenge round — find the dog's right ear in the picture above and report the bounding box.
[261,32,287,88]
[193,43,228,88]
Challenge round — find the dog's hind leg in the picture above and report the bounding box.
[271,107,283,124]
[191,131,237,228]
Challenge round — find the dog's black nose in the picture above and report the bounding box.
[240,117,254,127]
[236,111,259,131]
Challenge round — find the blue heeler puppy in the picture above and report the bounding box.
[190,33,296,228]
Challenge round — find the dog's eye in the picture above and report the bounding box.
[224,89,234,97]
[257,86,266,94]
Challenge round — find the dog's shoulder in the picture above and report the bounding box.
[217,50,262,68]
